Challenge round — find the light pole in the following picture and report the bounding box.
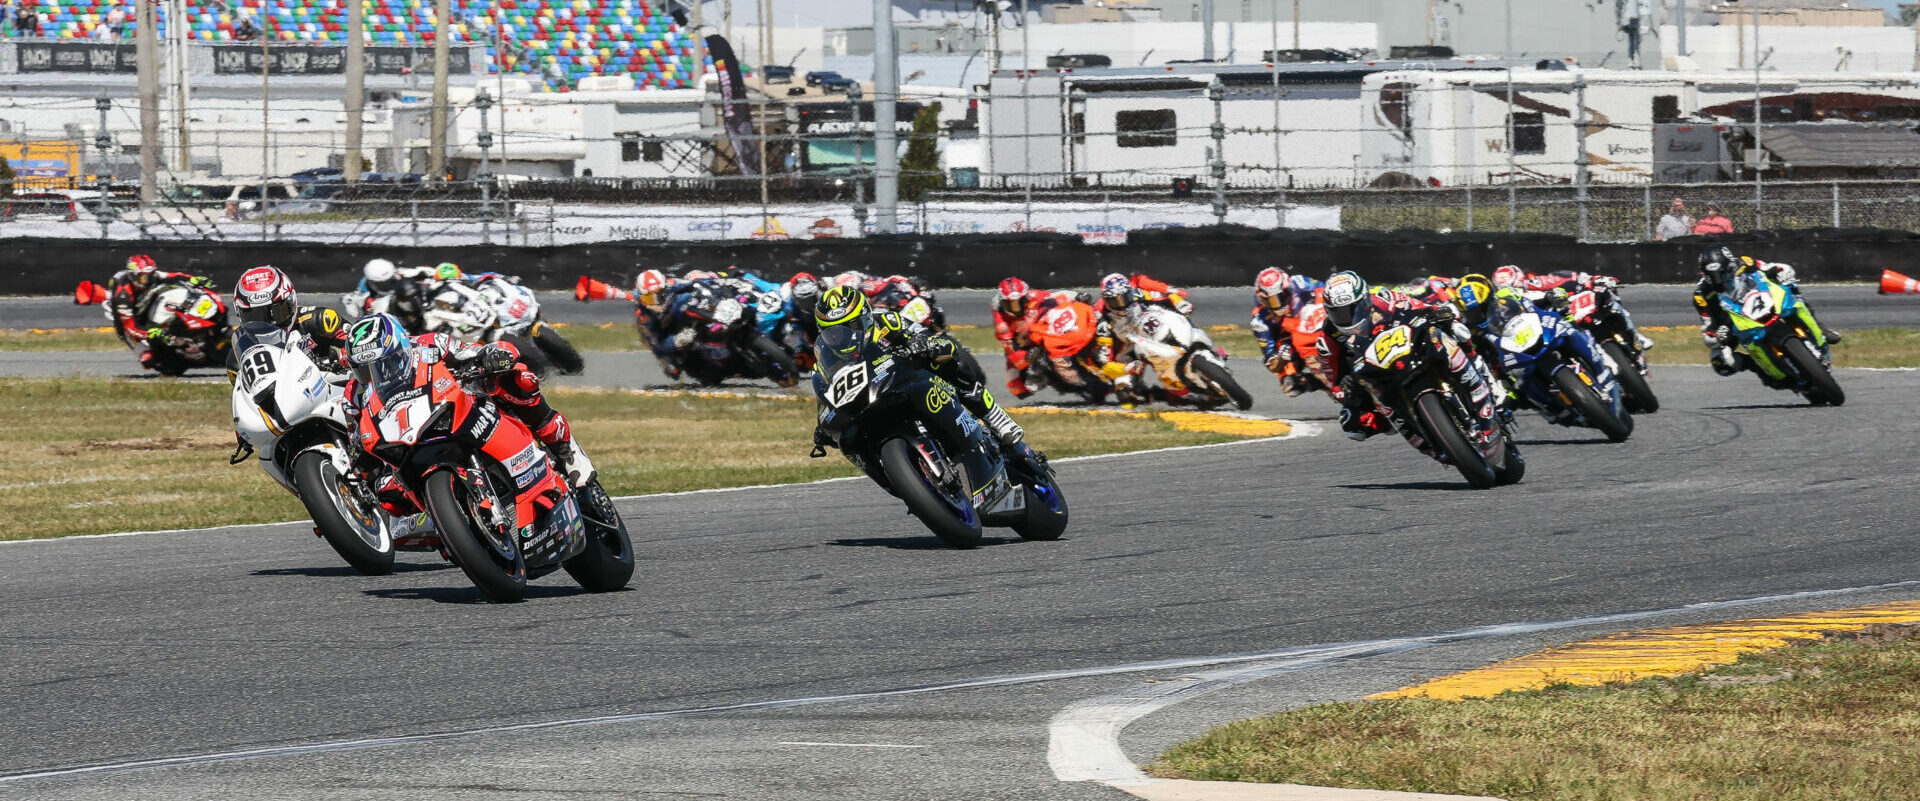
[1752,2,1763,229]
[1504,0,1515,231]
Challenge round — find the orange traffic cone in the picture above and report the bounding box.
[74,280,109,305]
[1880,269,1920,295]
[574,275,631,303]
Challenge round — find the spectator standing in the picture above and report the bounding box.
[104,6,125,37]
[1692,205,1734,235]
[14,4,35,36]
[234,15,258,41]
[1654,197,1693,241]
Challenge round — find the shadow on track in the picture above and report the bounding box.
[1513,438,1617,447]
[1335,481,1481,492]
[253,562,449,578]
[362,584,607,603]
[828,536,1023,550]
[1700,403,1821,410]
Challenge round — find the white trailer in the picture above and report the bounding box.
[1357,69,1920,187]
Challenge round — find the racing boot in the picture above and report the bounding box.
[534,415,598,488]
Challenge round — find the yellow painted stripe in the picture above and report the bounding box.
[1371,600,1920,701]
[1013,406,1291,437]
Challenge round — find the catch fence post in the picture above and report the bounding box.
[1209,76,1227,226]
[410,200,420,247]
[1465,185,1474,232]
[1644,184,1653,240]
[1573,73,1590,241]
[1832,182,1841,228]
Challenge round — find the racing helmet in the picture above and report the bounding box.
[1456,273,1496,326]
[816,284,869,333]
[1491,265,1525,289]
[363,259,398,293]
[1323,271,1370,334]
[1254,267,1291,311]
[345,314,413,393]
[996,277,1032,316]
[234,265,298,328]
[1099,273,1135,310]
[127,254,158,273]
[635,269,671,312]
[831,271,866,290]
[1699,246,1736,275]
[685,269,719,282]
[433,262,462,282]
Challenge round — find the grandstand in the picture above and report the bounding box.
[17,0,707,91]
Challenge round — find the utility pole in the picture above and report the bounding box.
[429,0,451,183]
[874,0,899,234]
[1209,75,1226,224]
[1202,0,1215,61]
[345,0,365,181]
[1291,0,1299,50]
[137,0,159,206]
[849,83,867,232]
[94,97,114,239]
[1752,1,1763,229]
[1574,72,1589,240]
[169,0,190,172]
[758,0,772,216]
[1676,0,1688,57]
[477,88,493,242]
[690,0,706,89]
[261,0,272,237]
[1504,0,1515,231]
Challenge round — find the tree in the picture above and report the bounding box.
[899,102,944,202]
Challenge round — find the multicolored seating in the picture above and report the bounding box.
[22,0,708,91]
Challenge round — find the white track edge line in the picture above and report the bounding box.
[2,579,1911,785]
[1045,578,1920,789]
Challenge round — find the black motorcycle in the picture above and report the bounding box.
[1553,282,1658,414]
[811,326,1068,548]
[674,282,803,387]
[1350,315,1523,490]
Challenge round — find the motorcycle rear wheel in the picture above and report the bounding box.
[1553,367,1633,443]
[292,450,394,575]
[1600,339,1659,414]
[880,437,982,549]
[1414,391,1497,489]
[534,325,586,375]
[1193,358,1254,411]
[424,471,527,602]
[1781,337,1845,406]
[563,479,636,592]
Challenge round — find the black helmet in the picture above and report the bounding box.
[1699,246,1736,273]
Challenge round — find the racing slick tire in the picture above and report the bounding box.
[533,324,586,375]
[424,470,528,603]
[880,437,982,549]
[562,479,635,592]
[1781,337,1844,407]
[292,450,395,575]
[1553,367,1633,443]
[1415,391,1497,489]
[749,334,803,388]
[1194,358,1255,411]
[1600,339,1659,414]
[1010,475,1069,541]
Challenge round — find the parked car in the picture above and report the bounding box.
[805,70,844,88]
[764,65,795,84]
[1,192,82,222]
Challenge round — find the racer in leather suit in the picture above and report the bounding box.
[342,314,596,489]
[1325,272,1494,454]
[105,255,214,351]
[225,265,351,380]
[1457,276,1614,425]
[1692,247,1840,377]
[809,285,1030,455]
[1515,268,1654,351]
[1248,268,1329,396]
[992,277,1062,398]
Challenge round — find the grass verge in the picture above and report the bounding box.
[1149,623,1920,801]
[1,377,1256,541]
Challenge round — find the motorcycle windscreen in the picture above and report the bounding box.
[813,325,867,375]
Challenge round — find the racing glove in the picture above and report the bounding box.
[189,276,214,289]
[1172,295,1194,316]
[1264,355,1284,374]
[145,327,167,343]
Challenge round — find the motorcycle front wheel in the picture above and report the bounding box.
[563,479,635,592]
[1780,337,1844,406]
[879,437,982,548]
[534,325,586,375]
[1193,358,1254,411]
[424,470,527,602]
[1552,367,1633,443]
[1414,391,1497,489]
[1600,339,1659,414]
[1011,474,1069,541]
[749,334,802,387]
[292,450,394,575]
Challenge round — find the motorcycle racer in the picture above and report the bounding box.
[1095,272,1194,316]
[105,254,214,350]
[342,313,596,489]
[1324,271,1492,450]
[1693,247,1841,377]
[809,285,1028,454]
[632,268,693,378]
[1456,273,1614,426]
[1032,293,1136,402]
[341,259,436,327]
[1098,274,1202,404]
[1513,268,1654,352]
[1248,267,1330,396]
[991,277,1058,398]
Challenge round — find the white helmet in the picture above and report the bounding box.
[363,259,398,291]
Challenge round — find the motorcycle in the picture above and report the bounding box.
[355,349,634,602]
[812,325,1068,548]
[76,279,231,376]
[670,281,803,387]
[867,280,947,332]
[421,285,569,378]
[469,275,585,375]
[1719,271,1844,406]
[1350,315,1524,489]
[229,321,407,574]
[1026,300,1122,405]
[342,278,431,333]
[1485,304,1633,443]
[1281,298,1344,402]
[1558,283,1658,414]
[1126,305,1254,410]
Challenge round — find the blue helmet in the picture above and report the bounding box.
[345,313,413,393]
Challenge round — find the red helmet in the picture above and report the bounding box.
[635,269,671,310]
[1254,267,1290,311]
[235,265,297,328]
[787,271,822,300]
[127,254,157,273]
[996,277,1031,316]
[1492,265,1526,289]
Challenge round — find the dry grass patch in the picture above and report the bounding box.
[3,378,1251,540]
[1150,624,1920,801]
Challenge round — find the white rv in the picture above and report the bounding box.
[1357,69,1920,187]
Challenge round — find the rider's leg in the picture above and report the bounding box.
[932,348,1025,447]
[493,366,596,487]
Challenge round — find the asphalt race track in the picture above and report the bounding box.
[3,283,1920,798]
[3,360,1920,798]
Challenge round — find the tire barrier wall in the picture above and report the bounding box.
[4,227,1905,296]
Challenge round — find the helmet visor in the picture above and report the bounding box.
[239,299,294,328]
[1325,299,1361,331]
[1001,296,1026,316]
[362,348,416,398]
[1259,292,1284,311]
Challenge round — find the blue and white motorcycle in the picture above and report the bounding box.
[1484,297,1634,443]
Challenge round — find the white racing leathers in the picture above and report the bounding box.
[1107,304,1210,395]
